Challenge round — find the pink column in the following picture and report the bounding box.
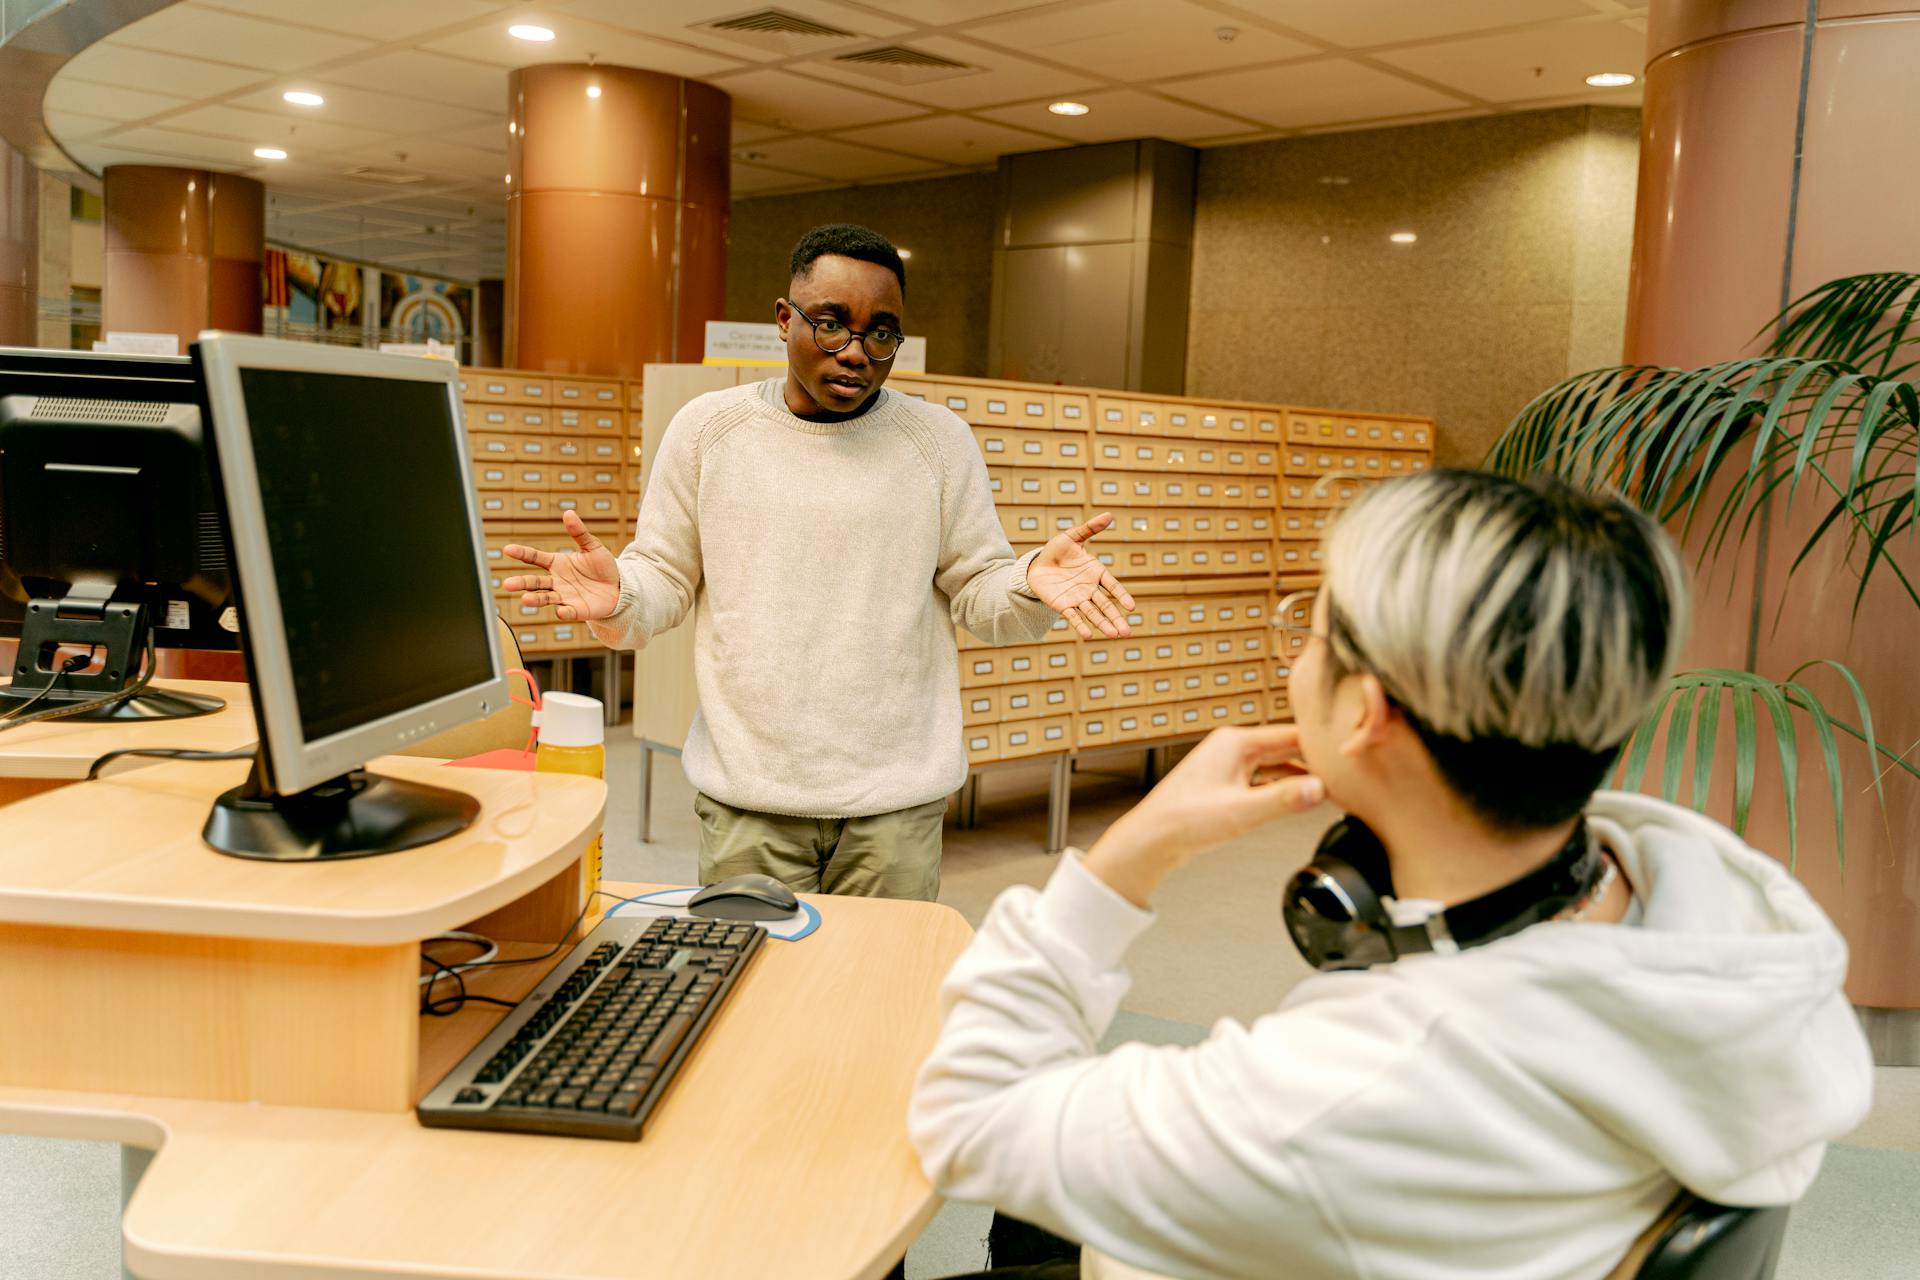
[1630,1,1920,1015]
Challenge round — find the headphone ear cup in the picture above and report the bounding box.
[1283,816,1397,971]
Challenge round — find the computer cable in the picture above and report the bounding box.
[420,958,521,1016]
[84,746,258,780]
[0,652,93,721]
[418,888,666,1017]
[0,634,159,734]
[419,931,501,987]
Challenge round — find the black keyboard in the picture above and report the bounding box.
[418,914,765,1140]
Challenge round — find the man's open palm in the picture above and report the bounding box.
[1027,512,1136,639]
[503,511,622,622]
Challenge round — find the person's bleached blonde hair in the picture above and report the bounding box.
[1322,469,1688,758]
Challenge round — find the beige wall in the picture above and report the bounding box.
[726,108,1640,458]
[726,173,998,378]
[35,170,69,348]
[1187,106,1640,467]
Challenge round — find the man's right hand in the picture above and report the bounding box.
[503,510,623,621]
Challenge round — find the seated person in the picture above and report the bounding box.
[909,469,1874,1280]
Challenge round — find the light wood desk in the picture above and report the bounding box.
[0,678,255,805]
[0,756,973,1279]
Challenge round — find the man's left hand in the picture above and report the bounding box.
[1026,512,1136,639]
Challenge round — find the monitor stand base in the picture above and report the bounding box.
[204,764,480,862]
[0,684,224,721]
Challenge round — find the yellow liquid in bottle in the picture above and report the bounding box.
[535,741,605,926]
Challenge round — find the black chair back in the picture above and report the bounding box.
[1635,1197,1789,1280]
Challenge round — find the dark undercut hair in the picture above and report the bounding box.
[789,224,907,295]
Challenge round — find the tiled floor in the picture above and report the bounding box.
[1,739,1912,1278]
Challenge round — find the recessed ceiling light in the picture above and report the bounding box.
[1585,71,1636,88]
[504,173,512,184]
[1048,101,1090,116]
[283,90,324,107]
[509,23,555,42]
[586,84,601,98]
[897,248,913,259]
[1389,231,1417,244]
[253,147,288,160]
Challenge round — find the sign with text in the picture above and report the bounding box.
[703,320,926,374]
[94,331,180,356]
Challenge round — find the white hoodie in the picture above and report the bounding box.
[908,792,1875,1280]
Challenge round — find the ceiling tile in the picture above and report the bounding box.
[421,12,744,77]
[42,110,123,142]
[731,162,820,195]
[369,192,496,219]
[711,68,923,131]
[59,44,269,97]
[730,120,791,145]
[319,51,510,113]
[1220,0,1599,48]
[738,135,948,181]
[161,104,392,153]
[192,0,502,42]
[41,80,190,124]
[108,5,376,73]
[560,0,907,64]
[976,89,1250,144]
[880,0,1057,19]
[815,35,1100,112]
[1163,58,1471,130]
[836,114,1063,166]
[332,135,505,180]
[66,141,235,171]
[962,0,1316,80]
[79,125,259,167]
[227,83,492,133]
[437,120,509,154]
[1370,20,1648,102]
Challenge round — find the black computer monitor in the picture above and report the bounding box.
[193,334,510,861]
[0,347,237,722]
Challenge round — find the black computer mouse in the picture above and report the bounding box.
[687,873,800,921]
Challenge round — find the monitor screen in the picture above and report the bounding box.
[235,366,495,744]
[0,348,236,652]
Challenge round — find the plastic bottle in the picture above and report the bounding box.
[534,691,605,927]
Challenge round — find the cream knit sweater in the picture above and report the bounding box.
[588,378,1056,817]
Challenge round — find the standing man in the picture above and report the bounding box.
[504,223,1133,900]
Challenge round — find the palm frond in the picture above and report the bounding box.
[1486,355,1920,613]
[1618,664,1920,874]
[1765,272,1920,379]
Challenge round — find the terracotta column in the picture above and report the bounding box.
[0,138,37,347]
[102,166,263,350]
[1629,2,1920,1026]
[505,64,729,378]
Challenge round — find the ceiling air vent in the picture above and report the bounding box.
[692,8,858,56]
[342,165,426,186]
[833,45,979,86]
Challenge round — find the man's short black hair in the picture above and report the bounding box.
[790,224,906,295]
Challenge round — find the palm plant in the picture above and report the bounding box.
[1487,271,1920,871]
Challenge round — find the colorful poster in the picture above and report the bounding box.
[263,249,361,331]
[381,272,472,349]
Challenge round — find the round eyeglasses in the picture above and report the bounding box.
[784,302,903,362]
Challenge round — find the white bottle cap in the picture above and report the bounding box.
[534,690,604,748]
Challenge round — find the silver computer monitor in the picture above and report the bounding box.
[194,333,509,860]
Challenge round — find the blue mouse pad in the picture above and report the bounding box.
[608,887,821,941]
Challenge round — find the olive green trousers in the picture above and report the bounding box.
[693,791,946,902]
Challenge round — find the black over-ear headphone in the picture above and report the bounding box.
[1282,815,1605,972]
